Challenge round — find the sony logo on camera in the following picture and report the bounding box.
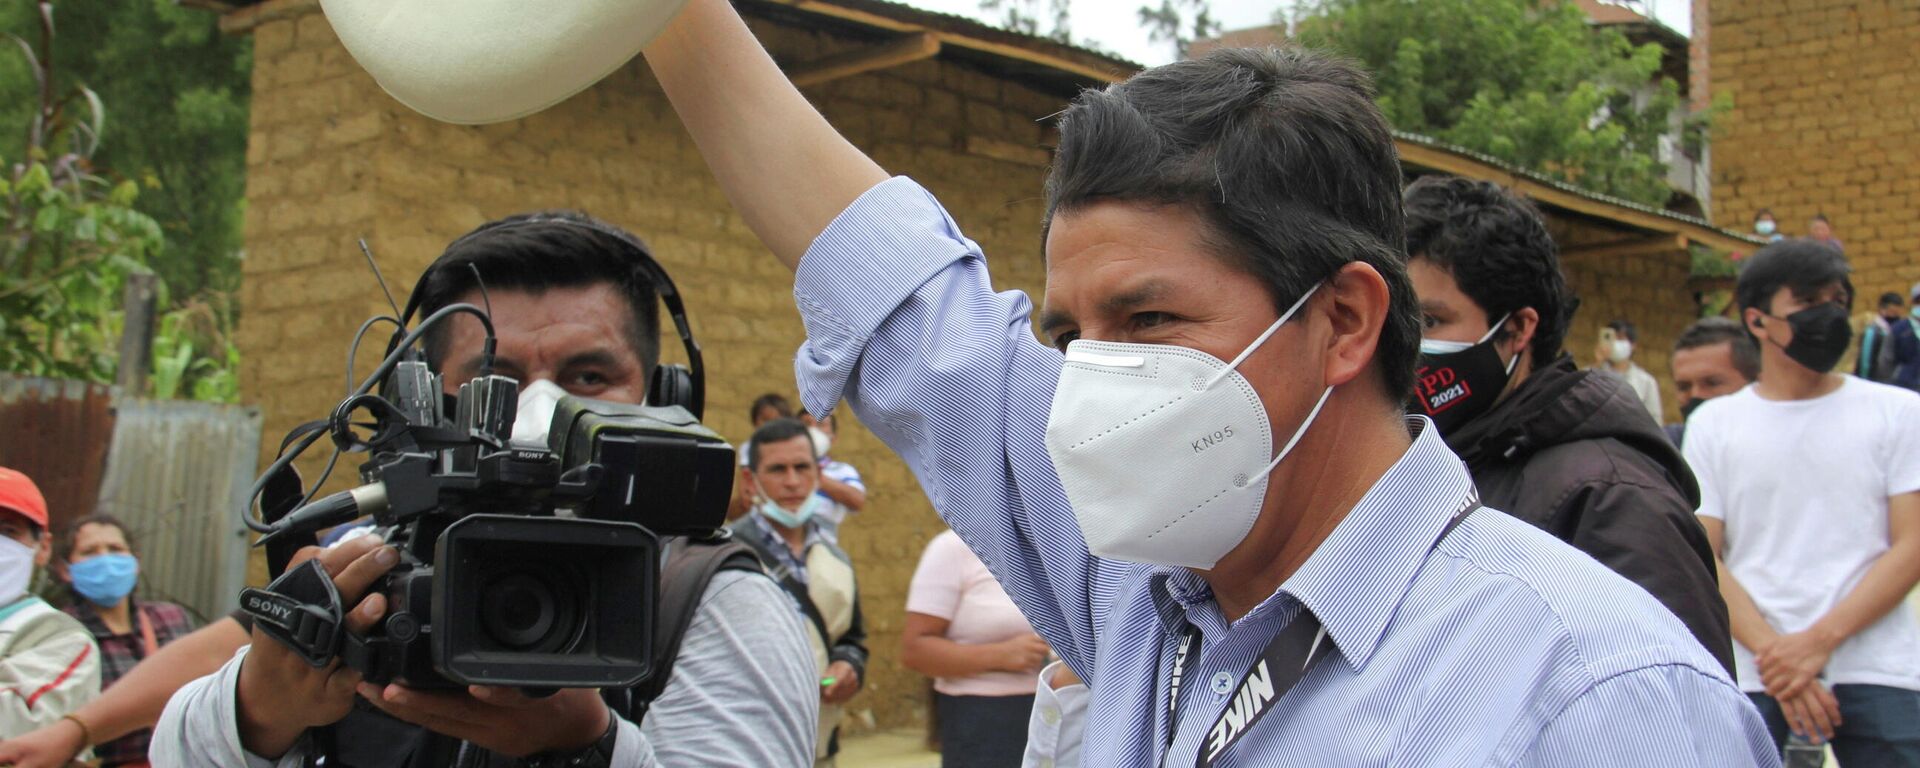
[243,593,295,622]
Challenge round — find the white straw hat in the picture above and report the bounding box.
[318,0,691,124]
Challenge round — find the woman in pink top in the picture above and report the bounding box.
[903,530,1050,768]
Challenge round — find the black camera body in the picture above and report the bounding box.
[259,362,737,692]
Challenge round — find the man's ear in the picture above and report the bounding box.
[1319,261,1391,389]
[34,533,51,569]
[1744,307,1767,337]
[1507,307,1541,358]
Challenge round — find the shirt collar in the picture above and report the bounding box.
[1154,418,1476,669]
[1282,416,1476,671]
[71,597,144,637]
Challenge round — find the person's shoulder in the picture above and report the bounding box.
[924,529,965,557]
[1525,437,1688,504]
[1429,510,1725,681]
[696,567,782,609]
[683,568,811,660]
[6,598,85,631]
[1843,375,1920,407]
[1,599,94,649]
[1683,386,1757,427]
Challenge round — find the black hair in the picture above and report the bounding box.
[1402,176,1573,364]
[1879,292,1904,309]
[746,418,815,471]
[1754,208,1775,222]
[750,393,794,423]
[59,513,134,562]
[1812,213,1831,224]
[1043,46,1419,397]
[1674,317,1760,381]
[1605,319,1638,344]
[414,211,662,380]
[1736,240,1852,318]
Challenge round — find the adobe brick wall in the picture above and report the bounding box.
[1709,0,1920,306]
[239,8,1064,732]
[1551,226,1697,423]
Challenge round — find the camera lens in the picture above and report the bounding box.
[478,569,583,652]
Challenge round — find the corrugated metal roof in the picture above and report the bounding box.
[1393,130,1755,245]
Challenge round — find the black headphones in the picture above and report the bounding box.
[394,215,707,419]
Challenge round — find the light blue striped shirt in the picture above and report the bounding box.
[794,177,1777,766]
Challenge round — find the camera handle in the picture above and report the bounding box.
[239,559,348,668]
[240,557,413,682]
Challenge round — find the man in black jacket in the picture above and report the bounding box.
[1402,176,1735,676]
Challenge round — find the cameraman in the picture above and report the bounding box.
[147,213,818,767]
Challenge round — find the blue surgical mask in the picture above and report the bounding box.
[755,492,826,529]
[69,553,138,606]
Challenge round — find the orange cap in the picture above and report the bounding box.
[0,467,48,530]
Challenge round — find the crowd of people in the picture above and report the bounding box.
[2,0,1917,765]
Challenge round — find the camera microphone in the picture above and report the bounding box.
[258,483,390,545]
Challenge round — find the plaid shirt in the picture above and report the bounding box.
[63,599,197,766]
[745,510,831,585]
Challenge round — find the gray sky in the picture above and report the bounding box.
[897,0,1692,66]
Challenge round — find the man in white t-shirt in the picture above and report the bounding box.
[1686,240,1920,764]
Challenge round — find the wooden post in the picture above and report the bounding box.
[116,273,159,396]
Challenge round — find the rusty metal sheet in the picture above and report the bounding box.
[0,376,115,533]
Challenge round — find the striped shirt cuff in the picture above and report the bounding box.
[793,176,980,417]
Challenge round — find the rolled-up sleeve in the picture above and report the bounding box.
[150,647,292,768]
[791,177,1123,681]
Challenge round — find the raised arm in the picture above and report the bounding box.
[642,0,887,268]
[641,0,1118,678]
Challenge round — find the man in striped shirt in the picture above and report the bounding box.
[643,1,1776,763]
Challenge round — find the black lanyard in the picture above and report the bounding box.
[1162,497,1480,768]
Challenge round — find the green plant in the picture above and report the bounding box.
[1139,0,1222,60]
[1294,0,1701,206]
[979,0,1073,44]
[0,1,238,401]
[1689,246,1739,279]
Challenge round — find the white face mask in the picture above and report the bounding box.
[509,379,568,448]
[1044,285,1332,569]
[1755,220,1777,236]
[1608,338,1634,364]
[0,535,36,606]
[755,488,826,529]
[808,426,833,458]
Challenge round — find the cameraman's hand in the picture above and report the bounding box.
[236,536,397,759]
[821,660,860,705]
[357,684,611,758]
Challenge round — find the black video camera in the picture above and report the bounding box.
[245,362,736,691]
[241,218,730,692]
